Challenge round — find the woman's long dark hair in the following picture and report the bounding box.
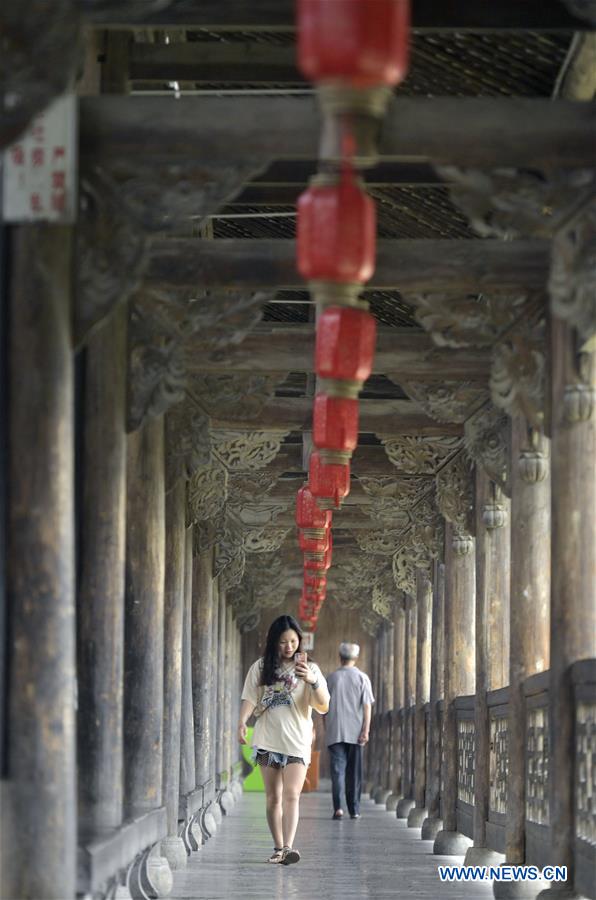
[260,615,303,686]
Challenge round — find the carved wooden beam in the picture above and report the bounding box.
[209,398,464,436]
[80,97,596,169]
[180,325,491,380]
[84,0,592,30]
[145,239,550,293]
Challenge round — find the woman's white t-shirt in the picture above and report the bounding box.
[241,657,328,765]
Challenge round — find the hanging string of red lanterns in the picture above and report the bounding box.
[294,0,410,633]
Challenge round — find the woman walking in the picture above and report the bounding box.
[238,614,330,865]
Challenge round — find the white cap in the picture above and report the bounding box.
[339,641,360,660]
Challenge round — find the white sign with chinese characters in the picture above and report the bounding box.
[302,631,315,651]
[2,93,78,224]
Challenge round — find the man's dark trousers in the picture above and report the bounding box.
[328,742,363,816]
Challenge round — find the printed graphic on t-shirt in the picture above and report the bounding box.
[261,668,299,711]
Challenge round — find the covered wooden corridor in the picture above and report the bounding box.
[168,790,496,900]
[1,2,595,900]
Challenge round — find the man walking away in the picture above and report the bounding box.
[326,642,375,820]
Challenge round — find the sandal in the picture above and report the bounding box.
[281,847,301,866]
[267,848,284,864]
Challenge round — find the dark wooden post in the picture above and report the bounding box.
[192,548,215,796]
[388,603,406,810]
[408,570,432,827]
[434,523,475,855]
[366,637,380,795]
[160,476,187,869]
[78,306,127,841]
[124,417,166,817]
[466,466,511,866]
[220,604,236,812]
[493,415,550,899]
[422,562,445,840]
[180,526,196,803]
[384,623,396,794]
[180,526,197,795]
[5,226,76,900]
[210,579,223,824]
[375,625,393,802]
[397,594,417,818]
[537,319,595,900]
[373,626,388,801]
[216,586,227,790]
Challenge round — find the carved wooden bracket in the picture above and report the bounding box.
[0,0,81,150]
[128,290,276,430]
[438,166,596,240]
[400,380,489,424]
[403,291,529,349]
[379,435,462,474]
[165,403,211,490]
[187,462,228,525]
[436,451,475,537]
[392,544,431,595]
[76,170,149,346]
[549,200,596,352]
[464,404,511,494]
[358,476,432,522]
[490,324,546,428]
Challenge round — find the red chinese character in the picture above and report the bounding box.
[30,193,43,213]
[51,171,66,189]
[10,145,24,166]
[51,191,66,213]
[53,146,66,160]
[32,147,45,167]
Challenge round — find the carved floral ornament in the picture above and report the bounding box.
[187,463,228,525]
[400,380,489,424]
[166,404,211,488]
[358,475,432,522]
[392,544,431,595]
[188,373,280,421]
[211,430,289,473]
[379,435,462,474]
[355,529,405,555]
[403,291,529,349]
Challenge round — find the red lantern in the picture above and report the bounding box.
[312,393,359,460]
[298,526,330,554]
[304,554,326,572]
[296,484,332,529]
[304,572,327,591]
[297,0,410,88]
[309,450,350,509]
[297,168,376,288]
[316,306,377,395]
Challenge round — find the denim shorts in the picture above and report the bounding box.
[255,749,306,769]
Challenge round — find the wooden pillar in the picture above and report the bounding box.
[192,548,215,790]
[178,529,196,799]
[397,594,417,817]
[434,523,475,855]
[216,586,227,786]
[467,466,511,866]
[422,561,445,840]
[539,319,596,898]
[408,570,432,827]
[374,626,392,801]
[160,476,187,868]
[77,306,126,839]
[5,226,76,900]
[124,417,165,817]
[210,579,220,805]
[384,623,396,793]
[495,415,551,886]
[388,604,406,809]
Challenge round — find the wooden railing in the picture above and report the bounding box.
[374,660,595,900]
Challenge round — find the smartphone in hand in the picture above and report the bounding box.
[295,651,307,665]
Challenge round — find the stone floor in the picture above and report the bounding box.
[170,790,496,900]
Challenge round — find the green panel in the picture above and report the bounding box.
[241,727,264,792]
